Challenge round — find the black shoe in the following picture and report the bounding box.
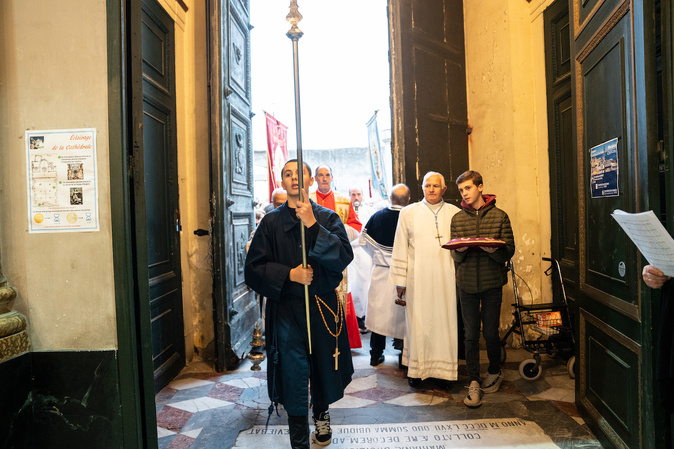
[370,354,385,366]
[357,316,369,334]
[288,414,310,449]
[313,411,332,446]
[408,377,421,387]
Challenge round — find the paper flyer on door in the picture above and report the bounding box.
[26,128,100,233]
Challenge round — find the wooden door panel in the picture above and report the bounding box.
[229,6,250,102]
[546,0,577,303]
[142,28,169,91]
[581,311,640,448]
[579,14,638,313]
[229,108,251,194]
[210,0,256,371]
[389,0,468,202]
[143,105,172,272]
[571,0,661,446]
[141,0,184,391]
[231,214,256,333]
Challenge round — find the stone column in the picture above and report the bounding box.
[0,260,30,362]
[0,262,17,314]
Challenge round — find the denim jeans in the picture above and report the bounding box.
[459,287,503,382]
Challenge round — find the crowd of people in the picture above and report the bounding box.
[245,162,515,448]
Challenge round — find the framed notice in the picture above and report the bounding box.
[26,128,99,233]
[590,138,619,198]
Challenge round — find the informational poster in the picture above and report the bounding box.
[590,137,619,198]
[26,128,99,233]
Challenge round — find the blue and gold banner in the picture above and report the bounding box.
[366,112,388,200]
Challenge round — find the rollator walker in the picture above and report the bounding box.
[500,257,576,381]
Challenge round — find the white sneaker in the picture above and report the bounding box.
[481,370,504,394]
[463,380,483,408]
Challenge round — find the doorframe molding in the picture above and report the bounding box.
[108,0,159,447]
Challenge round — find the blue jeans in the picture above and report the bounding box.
[459,288,503,382]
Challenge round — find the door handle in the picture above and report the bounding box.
[174,209,182,232]
[226,198,235,207]
[194,229,209,236]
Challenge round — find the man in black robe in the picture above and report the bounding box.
[359,184,410,367]
[245,159,354,448]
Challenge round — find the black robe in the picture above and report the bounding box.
[363,207,401,248]
[244,201,354,416]
[658,279,674,411]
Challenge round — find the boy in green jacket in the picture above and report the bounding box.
[451,171,515,408]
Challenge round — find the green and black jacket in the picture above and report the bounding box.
[450,194,515,294]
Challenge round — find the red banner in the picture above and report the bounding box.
[265,113,289,201]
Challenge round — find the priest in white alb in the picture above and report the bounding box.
[389,171,460,385]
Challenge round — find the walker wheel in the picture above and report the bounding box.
[519,358,542,381]
[500,345,507,364]
[567,355,576,379]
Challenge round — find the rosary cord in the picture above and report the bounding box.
[315,295,343,337]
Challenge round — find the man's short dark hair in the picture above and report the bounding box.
[283,159,312,177]
[390,184,411,206]
[456,170,483,187]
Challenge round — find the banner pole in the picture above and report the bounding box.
[286,1,311,354]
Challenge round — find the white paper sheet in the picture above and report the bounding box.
[612,209,674,277]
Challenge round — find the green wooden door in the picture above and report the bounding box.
[545,0,577,304]
[140,0,185,392]
[569,0,662,446]
[388,0,469,201]
[209,0,258,371]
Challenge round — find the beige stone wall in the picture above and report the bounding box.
[0,0,116,349]
[463,0,555,334]
[158,0,213,362]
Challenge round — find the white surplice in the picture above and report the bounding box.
[360,228,406,339]
[389,199,460,381]
[348,204,376,317]
[348,244,372,318]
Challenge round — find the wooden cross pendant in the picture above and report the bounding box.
[333,345,340,370]
[435,231,443,245]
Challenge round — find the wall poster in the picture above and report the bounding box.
[590,137,619,198]
[26,128,99,233]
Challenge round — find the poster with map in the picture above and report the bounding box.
[26,128,99,233]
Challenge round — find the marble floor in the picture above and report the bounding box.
[155,333,602,448]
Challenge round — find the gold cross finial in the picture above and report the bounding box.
[286,0,304,39]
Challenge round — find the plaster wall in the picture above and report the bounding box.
[0,0,116,349]
[172,0,214,362]
[463,0,556,331]
[156,0,213,362]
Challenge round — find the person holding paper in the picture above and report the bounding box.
[450,170,515,408]
[643,265,671,289]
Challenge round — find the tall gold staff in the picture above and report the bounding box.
[286,0,311,354]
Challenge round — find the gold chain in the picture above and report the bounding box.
[315,294,343,338]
